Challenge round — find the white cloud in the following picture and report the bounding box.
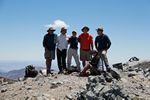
[45,19,69,29]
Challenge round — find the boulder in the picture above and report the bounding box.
[129,57,139,62]
[112,63,123,70]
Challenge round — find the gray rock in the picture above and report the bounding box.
[128,73,136,77]
[66,94,73,100]
[109,69,121,80]
[1,87,7,93]
[86,91,96,100]
[128,67,135,71]
[25,86,32,90]
[112,63,123,70]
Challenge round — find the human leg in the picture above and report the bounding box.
[72,49,81,71]
[62,49,67,70]
[67,48,73,70]
[57,49,63,72]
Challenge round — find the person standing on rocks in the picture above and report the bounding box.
[43,27,57,76]
[57,27,69,74]
[95,27,111,72]
[78,26,93,67]
[67,31,81,72]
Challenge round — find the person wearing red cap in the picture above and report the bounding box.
[78,26,93,67]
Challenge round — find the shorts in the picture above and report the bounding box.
[44,48,55,60]
[80,49,91,61]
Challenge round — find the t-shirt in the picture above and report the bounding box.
[78,33,93,50]
[68,36,78,49]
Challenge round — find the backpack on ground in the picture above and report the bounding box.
[25,65,38,78]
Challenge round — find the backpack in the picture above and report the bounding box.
[25,65,38,78]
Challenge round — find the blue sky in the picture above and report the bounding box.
[0,0,150,64]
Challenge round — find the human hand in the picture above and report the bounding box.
[102,50,107,54]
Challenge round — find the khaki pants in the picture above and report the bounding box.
[80,49,91,61]
[97,51,109,71]
[44,48,55,75]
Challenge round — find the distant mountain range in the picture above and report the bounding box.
[0,67,44,80]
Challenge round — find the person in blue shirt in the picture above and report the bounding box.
[43,27,57,75]
[95,27,111,72]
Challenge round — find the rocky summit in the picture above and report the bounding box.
[1,60,150,100]
[77,61,150,100]
[0,72,88,100]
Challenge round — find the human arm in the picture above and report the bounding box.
[43,35,46,48]
[95,37,98,51]
[78,35,80,43]
[106,35,111,50]
[90,36,94,50]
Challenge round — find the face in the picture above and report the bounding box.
[97,30,103,36]
[48,30,54,34]
[61,29,67,34]
[83,28,88,33]
[72,32,76,37]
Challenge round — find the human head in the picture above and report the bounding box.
[72,31,77,37]
[96,27,104,36]
[47,27,56,34]
[81,26,90,33]
[61,27,67,34]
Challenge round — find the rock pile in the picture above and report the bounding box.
[77,61,150,100]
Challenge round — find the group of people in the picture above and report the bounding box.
[43,26,111,76]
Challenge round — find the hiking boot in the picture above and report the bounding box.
[58,71,63,74]
[46,72,54,77]
[77,68,81,72]
[63,69,68,74]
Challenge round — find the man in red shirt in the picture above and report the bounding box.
[78,26,93,67]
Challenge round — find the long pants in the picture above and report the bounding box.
[57,48,67,72]
[46,59,52,75]
[97,51,109,71]
[67,48,80,70]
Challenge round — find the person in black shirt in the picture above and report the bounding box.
[67,31,81,72]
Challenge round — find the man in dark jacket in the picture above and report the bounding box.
[95,27,111,72]
[43,27,57,75]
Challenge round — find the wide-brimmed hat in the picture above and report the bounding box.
[47,27,56,32]
[96,27,104,31]
[81,26,90,32]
